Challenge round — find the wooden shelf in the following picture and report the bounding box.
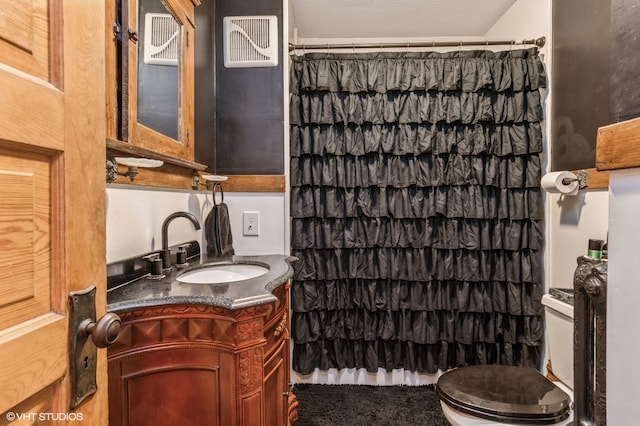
[107,138,208,171]
[107,139,286,192]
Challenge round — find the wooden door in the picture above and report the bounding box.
[0,0,107,423]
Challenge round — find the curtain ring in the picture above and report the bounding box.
[212,182,224,206]
[325,43,330,58]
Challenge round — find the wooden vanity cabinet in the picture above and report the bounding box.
[263,283,298,426]
[107,282,297,425]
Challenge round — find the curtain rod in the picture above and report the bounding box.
[289,36,545,52]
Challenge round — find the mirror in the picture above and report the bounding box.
[137,0,180,140]
[117,0,196,161]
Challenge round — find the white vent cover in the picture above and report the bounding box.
[223,15,278,68]
[143,13,180,66]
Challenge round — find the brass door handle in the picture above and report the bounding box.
[78,312,122,348]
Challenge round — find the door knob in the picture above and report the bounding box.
[78,312,122,348]
[68,285,122,409]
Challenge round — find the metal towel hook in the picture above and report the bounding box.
[202,175,228,206]
[212,182,224,206]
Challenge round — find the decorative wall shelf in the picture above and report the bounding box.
[107,138,207,171]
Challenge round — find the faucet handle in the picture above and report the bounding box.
[176,244,191,267]
[159,248,173,272]
[142,253,164,278]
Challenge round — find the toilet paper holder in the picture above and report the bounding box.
[562,169,588,189]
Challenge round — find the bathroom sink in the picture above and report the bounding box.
[176,262,269,284]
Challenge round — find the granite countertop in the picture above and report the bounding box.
[107,252,296,313]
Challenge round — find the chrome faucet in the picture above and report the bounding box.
[161,212,201,271]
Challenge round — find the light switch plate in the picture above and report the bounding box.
[243,211,260,236]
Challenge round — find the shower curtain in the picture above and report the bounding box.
[289,48,547,375]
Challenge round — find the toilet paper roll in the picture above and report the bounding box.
[541,171,579,195]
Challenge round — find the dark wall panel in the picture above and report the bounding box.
[213,0,284,175]
[611,0,640,123]
[551,0,611,171]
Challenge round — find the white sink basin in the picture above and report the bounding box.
[177,263,269,284]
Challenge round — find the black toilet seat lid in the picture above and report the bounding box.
[437,365,571,424]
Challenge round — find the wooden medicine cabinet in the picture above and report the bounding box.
[106,0,207,188]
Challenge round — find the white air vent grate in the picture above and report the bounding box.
[144,13,180,66]
[223,15,278,68]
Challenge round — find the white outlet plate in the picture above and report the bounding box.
[243,211,260,236]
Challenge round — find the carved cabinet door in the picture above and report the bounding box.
[109,347,226,426]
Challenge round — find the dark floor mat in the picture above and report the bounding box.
[292,384,449,425]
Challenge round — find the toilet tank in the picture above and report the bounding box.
[542,290,574,391]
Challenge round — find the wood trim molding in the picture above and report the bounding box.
[221,175,286,193]
[596,116,640,171]
[573,167,609,190]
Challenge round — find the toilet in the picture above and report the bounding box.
[437,290,574,425]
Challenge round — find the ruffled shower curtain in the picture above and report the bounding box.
[289,48,547,375]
